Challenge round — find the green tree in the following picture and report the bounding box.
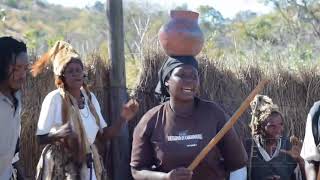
[234,10,257,22]
[91,1,104,13]
[24,29,45,51]
[261,0,320,38]
[0,8,6,22]
[47,35,64,47]
[175,3,188,10]
[5,0,18,8]
[197,5,225,35]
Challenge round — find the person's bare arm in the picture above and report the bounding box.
[12,160,26,180]
[98,116,127,140]
[99,99,139,140]
[131,167,192,180]
[304,161,318,180]
[37,122,72,145]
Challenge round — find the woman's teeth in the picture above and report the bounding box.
[183,88,192,92]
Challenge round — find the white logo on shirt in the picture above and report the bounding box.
[167,134,203,141]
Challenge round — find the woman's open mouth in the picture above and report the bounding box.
[182,87,194,93]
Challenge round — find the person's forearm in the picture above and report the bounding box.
[297,157,306,180]
[305,161,317,180]
[101,117,127,140]
[13,160,26,180]
[229,166,247,180]
[131,168,168,180]
[37,133,61,145]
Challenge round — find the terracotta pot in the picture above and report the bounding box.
[158,10,204,56]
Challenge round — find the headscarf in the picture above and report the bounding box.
[250,94,281,135]
[155,56,198,102]
[31,40,81,76]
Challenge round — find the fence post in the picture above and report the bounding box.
[106,0,130,179]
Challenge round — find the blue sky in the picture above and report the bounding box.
[47,0,273,19]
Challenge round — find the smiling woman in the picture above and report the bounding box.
[62,58,85,90]
[246,95,306,180]
[130,56,248,180]
[31,40,139,180]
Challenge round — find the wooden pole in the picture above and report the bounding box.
[106,0,130,179]
[188,80,269,171]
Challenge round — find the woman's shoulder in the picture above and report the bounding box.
[142,103,165,118]
[137,103,165,125]
[43,89,62,103]
[80,88,99,103]
[196,98,226,114]
[308,100,320,114]
[134,103,165,134]
[312,100,320,106]
[81,88,96,98]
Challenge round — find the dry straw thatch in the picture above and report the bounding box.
[20,51,320,178]
[130,50,320,141]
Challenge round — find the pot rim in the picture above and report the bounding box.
[170,10,199,20]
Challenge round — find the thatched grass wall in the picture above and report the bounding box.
[131,51,320,141]
[20,51,320,179]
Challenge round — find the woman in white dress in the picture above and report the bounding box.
[31,41,138,180]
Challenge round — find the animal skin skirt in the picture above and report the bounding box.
[36,144,105,180]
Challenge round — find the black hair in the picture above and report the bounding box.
[0,36,27,83]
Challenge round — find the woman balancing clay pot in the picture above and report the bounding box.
[130,56,248,180]
[158,10,204,56]
[31,41,139,180]
[246,95,306,180]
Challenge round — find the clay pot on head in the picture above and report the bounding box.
[158,10,204,56]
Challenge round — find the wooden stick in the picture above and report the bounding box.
[187,80,269,171]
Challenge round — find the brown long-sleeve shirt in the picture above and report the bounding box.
[131,98,248,180]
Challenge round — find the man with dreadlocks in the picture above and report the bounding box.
[31,40,139,180]
[0,36,28,180]
[246,95,305,180]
